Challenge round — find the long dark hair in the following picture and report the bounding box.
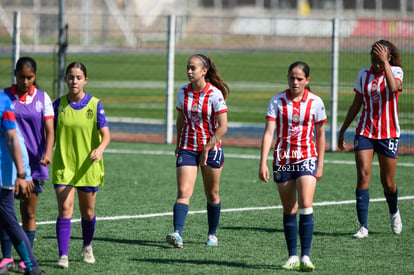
[15,56,38,87]
[191,54,230,100]
[370,40,403,68]
[288,61,311,91]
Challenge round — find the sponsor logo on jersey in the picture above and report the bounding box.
[289,125,301,136]
[372,92,380,103]
[275,142,305,161]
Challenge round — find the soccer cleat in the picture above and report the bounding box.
[0,258,14,274]
[166,232,183,248]
[352,226,368,239]
[56,255,69,269]
[390,210,402,234]
[206,234,218,246]
[17,260,26,274]
[82,245,96,264]
[300,255,315,272]
[281,255,300,270]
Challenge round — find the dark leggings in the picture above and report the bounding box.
[0,188,39,271]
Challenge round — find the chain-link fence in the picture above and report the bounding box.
[0,6,413,152]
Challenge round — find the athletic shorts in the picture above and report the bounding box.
[354,135,399,159]
[53,184,99,193]
[176,148,224,168]
[273,158,317,183]
[32,179,45,194]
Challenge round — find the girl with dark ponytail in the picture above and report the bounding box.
[166,54,229,248]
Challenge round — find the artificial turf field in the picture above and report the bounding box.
[12,141,414,274]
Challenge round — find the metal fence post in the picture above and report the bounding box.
[165,14,176,145]
[330,17,339,151]
[11,11,20,85]
[57,0,67,98]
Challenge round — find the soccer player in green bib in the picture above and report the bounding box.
[52,62,111,269]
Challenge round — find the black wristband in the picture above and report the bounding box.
[17,172,26,179]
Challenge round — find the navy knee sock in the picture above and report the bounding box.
[207,202,221,236]
[356,189,369,229]
[384,188,398,215]
[299,213,314,257]
[24,230,36,249]
[173,203,188,236]
[283,213,298,257]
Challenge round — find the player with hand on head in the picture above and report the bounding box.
[337,40,403,239]
[259,61,326,271]
[53,62,110,269]
[166,54,229,248]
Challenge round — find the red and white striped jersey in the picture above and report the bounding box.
[176,82,227,151]
[266,89,327,166]
[354,66,403,139]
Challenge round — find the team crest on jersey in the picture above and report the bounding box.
[191,102,198,112]
[293,113,300,123]
[86,109,94,119]
[371,80,378,92]
[35,101,44,113]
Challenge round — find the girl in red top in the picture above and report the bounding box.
[259,61,326,271]
[338,40,403,239]
[166,54,229,248]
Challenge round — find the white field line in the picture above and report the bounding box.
[105,148,414,167]
[36,148,413,226]
[36,196,414,226]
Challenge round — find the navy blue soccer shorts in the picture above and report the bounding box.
[273,158,317,183]
[32,179,45,194]
[354,135,399,159]
[176,148,224,168]
[53,184,99,193]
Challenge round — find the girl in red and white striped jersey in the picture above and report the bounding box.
[166,54,229,248]
[338,40,403,239]
[259,61,327,271]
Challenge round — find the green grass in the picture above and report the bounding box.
[1,51,414,128]
[13,141,414,274]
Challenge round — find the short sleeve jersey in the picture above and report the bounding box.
[0,93,17,188]
[266,89,327,166]
[3,85,54,180]
[1,126,32,188]
[353,66,403,139]
[52,93,108,187]
[176,82,227,151]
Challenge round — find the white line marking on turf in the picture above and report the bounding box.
[36,196,414,226]
[105,149,414,167]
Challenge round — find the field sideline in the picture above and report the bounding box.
[35,195,414,227]
[34,148,414,226]
[16,142,414,274]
